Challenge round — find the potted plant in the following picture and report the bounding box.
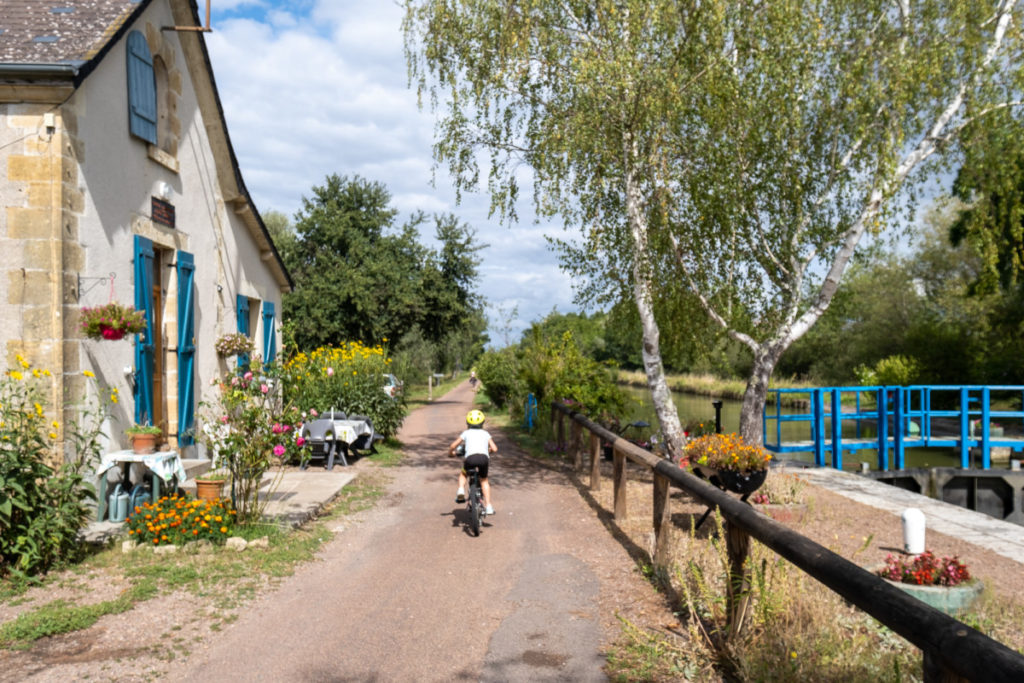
[749,472,808,523]
[685,432,773,495]
[194,469,230,501]
[874,550,982,615]
[80,302,146,341]
[125,424,162,454]
[215,332,255,357]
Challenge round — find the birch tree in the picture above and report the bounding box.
[404,0,1024,449]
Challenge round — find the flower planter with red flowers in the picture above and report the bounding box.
[81,302,146,341]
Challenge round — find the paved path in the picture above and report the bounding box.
[178,382,626,682]
[797,467,1024,564]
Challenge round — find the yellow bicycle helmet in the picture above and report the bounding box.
[466,409,486,427]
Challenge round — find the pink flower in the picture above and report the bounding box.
[296,436,306,447]
[220,415,229,424]
[327,367,334,376]
[272,423,283,434]
[273,445,286,457]
[243,371,253,381]
[261,384,269,394]
[310,409,318,417]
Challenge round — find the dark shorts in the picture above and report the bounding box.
[462,453,489,479]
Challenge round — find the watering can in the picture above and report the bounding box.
[108,483,129,523]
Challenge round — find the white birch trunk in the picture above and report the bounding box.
[624,164,685,461]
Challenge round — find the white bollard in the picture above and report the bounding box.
[901,508,926,555]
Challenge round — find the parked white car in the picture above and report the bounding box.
[382,373,403,398]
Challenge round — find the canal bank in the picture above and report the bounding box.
[792,465,1024,565]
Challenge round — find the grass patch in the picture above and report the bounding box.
[404,374,465,406]
[0,463,397,650]
[618,370,819,406]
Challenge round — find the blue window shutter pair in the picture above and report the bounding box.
[262,302,276,363]
[177,252,196,445]
[236,295,250,369]
[126,31,157,144]
[133,235,155,424]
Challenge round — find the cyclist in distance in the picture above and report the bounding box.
[448,409,497,515]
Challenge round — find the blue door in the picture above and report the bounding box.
[177,251,196,445]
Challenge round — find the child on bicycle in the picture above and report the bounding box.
[448,409,497,515]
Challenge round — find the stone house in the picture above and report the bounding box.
[0,0,291,462]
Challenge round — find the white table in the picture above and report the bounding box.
[299,419,373,469]
[95,450,187,521]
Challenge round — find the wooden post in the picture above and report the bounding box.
[613,444,627,521]
[653,472,672,569]
[725,521,751,638]
[428,372,433,401]
[571,420,583,471]
[589,433,601,491]
[550,404,557,440]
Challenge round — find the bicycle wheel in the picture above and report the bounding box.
[469,489,482,536]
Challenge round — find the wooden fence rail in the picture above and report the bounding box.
[550,402,1024,683]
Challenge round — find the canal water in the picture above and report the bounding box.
[620,385,961,469]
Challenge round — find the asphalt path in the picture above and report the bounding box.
[177,382,616,682]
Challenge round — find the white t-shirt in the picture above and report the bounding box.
[460,428,492,457]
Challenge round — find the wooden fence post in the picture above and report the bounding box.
[653,472,672,569]
[589,433,601,491]
[571,420,583,471]
[550,404,557,438]
[613,444,627,521]
[725,521,751,638]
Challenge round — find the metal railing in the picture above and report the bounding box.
[551,401,1024,682]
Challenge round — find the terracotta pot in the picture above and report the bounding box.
[195,478,227,501]
[131,433,158,454]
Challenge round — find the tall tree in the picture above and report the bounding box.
[405,0,1024,448]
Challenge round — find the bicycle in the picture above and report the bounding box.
[465,464,486,536]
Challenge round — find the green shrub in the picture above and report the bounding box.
[283,341,406,437]
[475,347,523,409]
[854,354,922,386]
[0,358,109,579]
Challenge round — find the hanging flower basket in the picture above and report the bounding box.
[215,332,255,357]
[81,302,146,341]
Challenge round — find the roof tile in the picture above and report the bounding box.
[0,0,142,65]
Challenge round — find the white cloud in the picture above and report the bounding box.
[207,1,580,344]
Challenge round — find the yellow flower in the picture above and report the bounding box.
[9,371,23,381]
[32,368,41,378]
[42,369,51,377]
[34,402,43,416]
[83,370,95,378]
[49,431,57,439]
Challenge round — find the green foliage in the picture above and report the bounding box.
[282,341,406,438]
[126,495,236,546]
[477,330,626,420]
[474,347,523,410]
[854,355,922,387]
[0,360,108,579]
[196,360,304,522]
[281,175,488,373]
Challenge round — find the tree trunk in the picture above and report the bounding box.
[624,158,685,461]
[739,346,783,445]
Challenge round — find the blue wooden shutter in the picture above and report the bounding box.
[262,301,276,363]
[134,235,155,424]
[236,294,250,369]
[126,31,157,144]
[177,251,196,445]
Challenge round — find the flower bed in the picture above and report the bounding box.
[126,495,236,546]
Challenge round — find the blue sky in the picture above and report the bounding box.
[204,0,577,346]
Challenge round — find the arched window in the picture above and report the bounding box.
[126,30,157,144]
